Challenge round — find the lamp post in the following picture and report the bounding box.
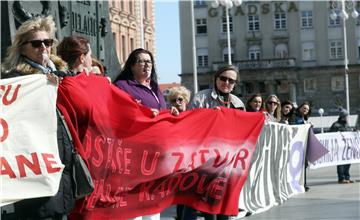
[190,0,198,94]
[330,0,359,114]
[318,108,325,133]
[211,0,243,65]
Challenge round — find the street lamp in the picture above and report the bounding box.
[318,108,324,133]
[330,0,359,114]
[211,0,243,65]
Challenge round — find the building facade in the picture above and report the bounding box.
[109,0,155,66]
[179,1,360,115]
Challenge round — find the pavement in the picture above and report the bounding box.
[160,164,360,220]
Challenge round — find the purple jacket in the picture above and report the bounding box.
[114,79,166,110]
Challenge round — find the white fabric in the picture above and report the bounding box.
[0,75,63,206]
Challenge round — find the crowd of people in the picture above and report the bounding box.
[1,15,357,220]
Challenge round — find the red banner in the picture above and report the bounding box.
[57,73,264,219]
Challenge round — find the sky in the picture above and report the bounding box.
[155,1,181,83]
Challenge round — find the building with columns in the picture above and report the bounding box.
[108,0,155,66]
[179,1,360,115]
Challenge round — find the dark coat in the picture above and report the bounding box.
[2,56,76,218]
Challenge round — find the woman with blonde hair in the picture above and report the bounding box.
[167,86,191,112]
[265,94,281,122]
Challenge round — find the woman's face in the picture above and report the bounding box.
[21,31,53,65]
[82,44,93,69]
[282,104,293,115]
[131,53,152,81]
[299,104,310,116]
[249,96,262,112]
[215,70,237,94]
[267,97,279,114]
[171,95,187,112]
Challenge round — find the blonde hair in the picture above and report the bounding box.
[168,86,191,104]
[265,94,282,122]
[3,16,57,71]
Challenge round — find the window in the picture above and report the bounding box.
[197,48,209,67]
[223,47,234,63]
[129,1,133,14]
[130,38,134,51]
[357,39,360,59]
[274,12,286,30]
[301,11,313,28]
[331,76,344,91]
[329,40,343,59]
[121,35,126,62]
[194,0,207,6]
[196,18,207,34]
[144,1,148,18]
[329,10,341,26]
[302,42,316,61]
[304,78,317,92]
[248,15,260,31]
[120,1,124,10]
[222,12,233,33]
[275,44,288,58]
[248,45,261,60]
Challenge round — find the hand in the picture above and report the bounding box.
[170,106,180,116]
[213,106,221,110]
[46,72,62,85]
[150,108,159,117]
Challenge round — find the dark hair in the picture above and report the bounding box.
[296,101,312,120]
[281,100,295,117]
[57,36,89,69]
[213,65,239,88]
[245,93,264,112]
[114,48,158,83]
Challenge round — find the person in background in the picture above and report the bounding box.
[1,15,75,220]
[57,36,93,76]
[264,94,281,122]
[186,65,244,220]
[167,86,191,113]
[329,108,355,184]
[280,100,295,124]
[91,58,106,76]
[291,101,312,191]
[245,93,264,112]
[114,48,178,118]
[189,65,245,111]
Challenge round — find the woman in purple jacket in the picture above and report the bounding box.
[114,48,167,116]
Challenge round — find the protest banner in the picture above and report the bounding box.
[310,131,360,169]
[237,123,312,216]
[0,75,64,206]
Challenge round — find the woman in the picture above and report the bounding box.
[186,65,244,220]
[280,100,295,124]
[264,94,281,122]
[57,36,93,75]
[2,16,75,219]
[114,48,168,117]
[167,86,191,113]
[189,65,245,110]
[292,102,311,125]
[245,93,264,112]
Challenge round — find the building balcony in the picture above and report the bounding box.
[212,58,296,70]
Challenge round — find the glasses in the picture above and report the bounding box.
[218,76,236,85]
[136,59,153,65]
[24,39,54,48]
[172,97,184,103]
[267,101,278,105]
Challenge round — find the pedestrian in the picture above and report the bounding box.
[264,94,281,122]
[186,65,245,220]
[245,93,264,112]
[1,15,76,220]
[280,100,295,124]
[329,108,355,184]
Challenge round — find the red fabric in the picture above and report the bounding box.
[57,72,265,219]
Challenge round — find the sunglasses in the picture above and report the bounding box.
[172,97,184,103]
[218,76,236,85]
[24,39,54,48]
[267,101,278,105]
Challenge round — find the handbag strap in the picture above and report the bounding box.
[56,107,77,154]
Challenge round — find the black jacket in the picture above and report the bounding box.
[2,57,76,218]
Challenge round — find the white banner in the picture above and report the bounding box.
[238,123,311,217]
[310,131,360,169]
[0,75,64,206]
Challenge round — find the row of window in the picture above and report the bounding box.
[196,10,360,34]
[196,40,360,67]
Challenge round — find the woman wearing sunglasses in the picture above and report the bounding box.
[2,16,76,220]
[264,94,281,122]
[167,86,191,113]
[189,65,245,111]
